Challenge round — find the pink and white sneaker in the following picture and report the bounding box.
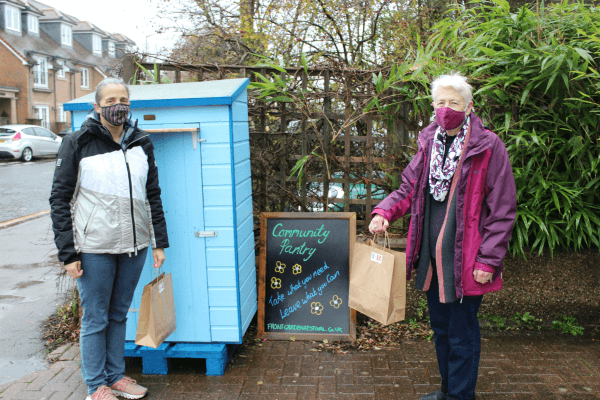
[110,376,148,399]
[86,385,118,400]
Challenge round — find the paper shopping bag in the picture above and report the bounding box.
[135,272,176,348]
[349,237,406,326]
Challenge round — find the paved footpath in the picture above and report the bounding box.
[1,332,599,400]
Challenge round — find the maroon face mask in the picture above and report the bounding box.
[435,106,467,131]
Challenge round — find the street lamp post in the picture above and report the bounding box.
[145,32,159,62]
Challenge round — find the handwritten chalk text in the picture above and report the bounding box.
[279,301,302,320]
[267,323,343,333]
[268,292,285,306]
[279,239,317,261]
[272,223,331,244]
[312,262,329,278]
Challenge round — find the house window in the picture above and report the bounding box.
[108,41,116,57]
[5,5,20,32]
[28,15,39,34]
[57,60,66,78]
[33,57,48,87]
[34,106,50,129]
[61,24,72,46]
[81,68,89,88]
[93,35,102,56]
[58,105,67,123]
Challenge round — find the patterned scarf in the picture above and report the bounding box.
[429,116,470,202]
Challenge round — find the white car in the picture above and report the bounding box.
[299,184,345,212]
[0,125,62,162]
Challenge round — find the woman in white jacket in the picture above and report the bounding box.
[50,78,169,400]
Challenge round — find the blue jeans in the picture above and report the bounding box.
[78,248,148,395]
[426,271,483,400]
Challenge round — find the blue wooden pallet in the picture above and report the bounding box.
[124,341,237,376]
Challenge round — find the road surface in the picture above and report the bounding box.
[0,158,56,223]
[0,158,66,384]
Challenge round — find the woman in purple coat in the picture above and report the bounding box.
[369,73,517,400]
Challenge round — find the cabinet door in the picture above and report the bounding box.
[126,124,212,343]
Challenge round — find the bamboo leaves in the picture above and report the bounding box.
[435,0,600,256]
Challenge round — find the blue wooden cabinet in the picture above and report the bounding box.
[64,79,257,346]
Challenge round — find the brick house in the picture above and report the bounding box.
[0,0,135,133]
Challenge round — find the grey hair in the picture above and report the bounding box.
[431,73,473,104]
[95,77,130,104]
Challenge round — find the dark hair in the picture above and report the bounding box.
[95,77,130,105]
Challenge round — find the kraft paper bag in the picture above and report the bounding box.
[349,236,406,326]
[135,272,176,348]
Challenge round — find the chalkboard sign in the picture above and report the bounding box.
[258,212,357,341]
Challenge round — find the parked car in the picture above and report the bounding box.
[0,125,62,162]
[295,172,389,212]
[298,184,345,212]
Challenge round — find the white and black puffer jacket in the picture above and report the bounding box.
[50,114,169,265]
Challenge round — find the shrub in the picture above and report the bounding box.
[433,0,600,256]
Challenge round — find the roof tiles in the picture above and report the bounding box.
[0,0,136,72]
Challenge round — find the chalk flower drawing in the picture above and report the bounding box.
[311,302,323,315]
[330,295,343,309]
[292,264,302,275]
[271,277,282,289]
[274,261,286,274]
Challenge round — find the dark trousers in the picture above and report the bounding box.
[426,271,483,400]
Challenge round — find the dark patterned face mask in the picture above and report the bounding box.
[101,103,130,126]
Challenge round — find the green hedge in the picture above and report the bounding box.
[442,0,600,256]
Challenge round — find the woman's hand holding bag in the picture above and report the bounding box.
[369,215,389,234]
[153,248,165,268]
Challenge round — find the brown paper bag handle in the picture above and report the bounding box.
[152,265,163,280]
[151,266,166,310]
[372,231,392,250]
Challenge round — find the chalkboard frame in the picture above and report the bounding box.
[257,212,357,341]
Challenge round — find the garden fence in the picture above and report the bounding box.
[131,61,418,230]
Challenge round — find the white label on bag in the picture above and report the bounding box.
[371,252,383,264]
[159,282,165,293]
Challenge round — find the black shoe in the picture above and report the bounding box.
[419,391,446,400]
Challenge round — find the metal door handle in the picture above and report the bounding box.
[195,231,217,237]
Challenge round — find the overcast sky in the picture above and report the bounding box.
[41,0,178,54]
